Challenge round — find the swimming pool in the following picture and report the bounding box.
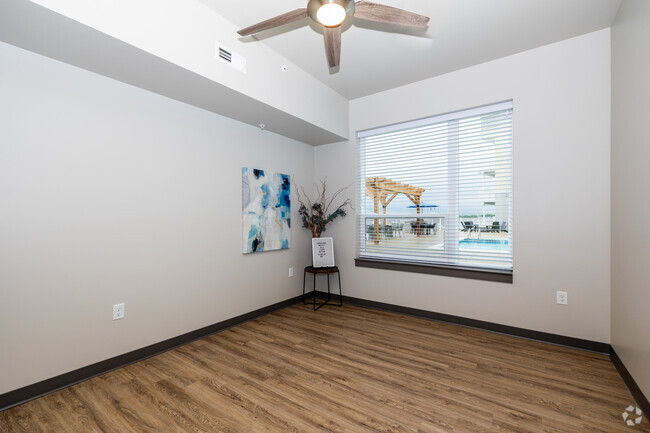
[459,239,510,251]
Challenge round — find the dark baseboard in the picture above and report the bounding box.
[4,290,648,425]
[610,347,650,421]
[0,294,303,412]
[312,291,610,353]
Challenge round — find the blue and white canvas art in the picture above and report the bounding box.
[242,168,291,254]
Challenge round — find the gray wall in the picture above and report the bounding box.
[611,0,650,401]
[316,30,612,343]
[0,41,314,394]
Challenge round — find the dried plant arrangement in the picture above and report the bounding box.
[294,178,352,238]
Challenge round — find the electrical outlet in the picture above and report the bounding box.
[556,291,568,305]
[112,303,125,320]
[288,267,294,278]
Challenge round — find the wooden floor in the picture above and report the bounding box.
[1,304,647,432]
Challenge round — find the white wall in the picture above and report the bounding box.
[315,29,612,343]
[0,41,314,394]
[611,0,650,400]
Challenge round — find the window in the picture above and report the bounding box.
[356,101,513,278]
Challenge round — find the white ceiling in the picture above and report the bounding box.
[200,0,621,99]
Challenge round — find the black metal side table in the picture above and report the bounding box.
[303,266,343,310]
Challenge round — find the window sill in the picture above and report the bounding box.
[354,258,513,283]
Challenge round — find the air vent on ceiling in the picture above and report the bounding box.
[215,43,246,74]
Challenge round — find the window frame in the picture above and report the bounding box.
[355,101,513,282]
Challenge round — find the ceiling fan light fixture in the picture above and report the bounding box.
[316,3,346,27]
[238,0,429,70]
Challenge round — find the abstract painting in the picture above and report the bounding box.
[242,167,291,254]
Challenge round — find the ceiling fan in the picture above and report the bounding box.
[237,0,429,68]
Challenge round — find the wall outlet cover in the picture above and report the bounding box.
[113,303,125,320]
[556,291,568,305]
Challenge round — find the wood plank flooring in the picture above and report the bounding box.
[1,304,647,432]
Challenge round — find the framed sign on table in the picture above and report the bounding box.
[312,237,335,268]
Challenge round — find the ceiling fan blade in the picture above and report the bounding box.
[354,1,429,27]
[237,8,308,36]
[324,26,341,68]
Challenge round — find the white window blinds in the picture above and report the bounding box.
[357,101,513,271]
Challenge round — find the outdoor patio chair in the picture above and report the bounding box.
[485,222,501,232]
[366,225,376,240]
[500,222,508,232]
[423,222,437,235]
[461,221,475,232]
